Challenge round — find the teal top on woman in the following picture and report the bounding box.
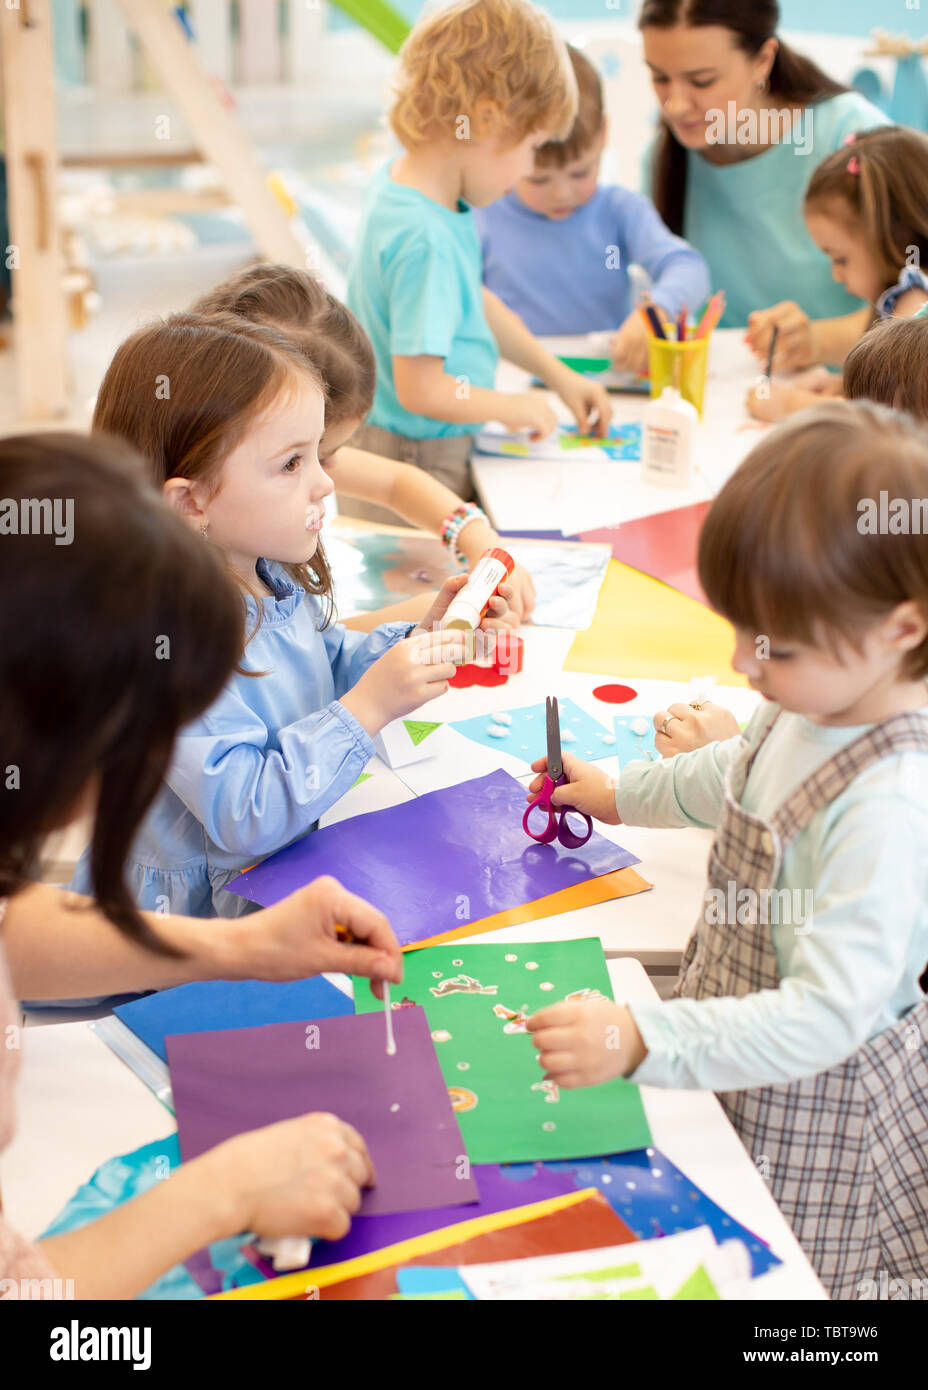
[656,92,889,328]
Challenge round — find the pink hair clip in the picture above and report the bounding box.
[847,155,861,175]
[843,132,858,146]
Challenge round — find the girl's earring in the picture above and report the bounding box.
[757,78,769,95]
[199,524,209,538]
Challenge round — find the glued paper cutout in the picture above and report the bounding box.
[450,697,614,770]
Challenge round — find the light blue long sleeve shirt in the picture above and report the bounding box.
[71,561,414,918]
[616,702,928,1094]
[475,185,710,336]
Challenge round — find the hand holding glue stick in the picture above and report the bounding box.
[438,549,516,660]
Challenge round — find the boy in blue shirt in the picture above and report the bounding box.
[477,44,710,375]
[344,0,612,521]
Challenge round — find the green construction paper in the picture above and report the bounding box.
[350,772,373,788]
[672,1264,721,1301]
[354,939,651,1164]
[403,719,442,747]
[556,1261,642,1283]
[620,1286,660,1300]
[557,356,612,373]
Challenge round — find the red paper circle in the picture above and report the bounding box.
[592,682,638,704]
[449,665,510,689]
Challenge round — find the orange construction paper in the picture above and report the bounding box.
[404,865,652,951]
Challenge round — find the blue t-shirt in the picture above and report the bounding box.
[346,161,499,439]
[662,91,890,327]
[476,184,710,336]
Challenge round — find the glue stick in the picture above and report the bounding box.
[442,548,514,632]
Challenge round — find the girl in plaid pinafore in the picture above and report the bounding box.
[527,402,928,1299]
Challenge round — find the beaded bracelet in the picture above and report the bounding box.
[440,502,489,566]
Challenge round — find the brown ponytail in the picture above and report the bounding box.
[638,0,846,234]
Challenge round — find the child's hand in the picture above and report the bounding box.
[498,392,558,440]
[527,751,620,825]
[552,367,613,438]
[790,365,841,395]
[653,701,741,757]
[744,302,814,370]
[494,563,535,627]
[415,572,510,633]
[609,312,651,376]
[344,627,467,731]
[745,380,820,422]
[526,1000,646,1087]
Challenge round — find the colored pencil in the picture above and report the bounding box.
[765,324,779,380]
[694,291,726,340]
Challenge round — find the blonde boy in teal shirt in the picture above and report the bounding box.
[345,0,612,520]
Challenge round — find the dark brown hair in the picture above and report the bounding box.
[0,433,242,949]
[844,316,928,420]
[535,45,604,168]
[93,311,335,626]
[191,264,376,430]
[805,126,928,299]
[639,0,846,234]
[698,400,928,679]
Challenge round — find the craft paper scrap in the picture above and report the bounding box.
[475,422,641,462]
[226,770,638,944]
[354,938,651,1164]
[507,542,609,631]
[248,1162,579,1276]
[565,561,749,686]
[613,715,659,770]
[167,1007,477,1217]
[538,1147,781,1278]
[113,976,353,1064]
[450,697,616,771]
[458,1226,750,1300]
[578,502,711,607]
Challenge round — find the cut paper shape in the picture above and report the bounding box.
[613,715,659,770]
[113,976,353,1064]
[351,772,373,788]
[354,939,651,1164]
[593,683,638,705]
[565,561,748,686]
[407,864,651,951]
[449,664,509,689]
[475,422,641,462]
[226,769,639,945]
[538,1147,781,1278]
[247,1163,580,1278]
[578,502,712,606]
[211,1189,633,1300]
[167,1007,477,1217]
[450,698,614,770]
[403,719,442,747]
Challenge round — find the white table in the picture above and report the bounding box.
[472,328,769,534]
[0,958,824,1298]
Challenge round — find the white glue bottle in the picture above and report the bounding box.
[441,548,514,654]
[641,385,697,488]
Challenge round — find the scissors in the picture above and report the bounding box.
[522,697,593,849]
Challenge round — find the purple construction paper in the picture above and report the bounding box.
[225,769,639,945]
[166,1008,477,1217]
[497,529,569,541]
[246,1162,579,1276]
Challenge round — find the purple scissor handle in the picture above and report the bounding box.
[522,696,593,849]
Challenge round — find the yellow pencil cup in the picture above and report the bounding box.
[647,337,710,418]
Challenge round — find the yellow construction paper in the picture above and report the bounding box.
[405,866,652,951]
[565,560,748,686]
[209,1188,600,1301]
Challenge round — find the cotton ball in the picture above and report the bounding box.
[631,718,649,736]
[487,723,509,738]
[561,728,576,743]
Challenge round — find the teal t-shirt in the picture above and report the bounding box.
[346,161,499,439]
[667,92,889,327]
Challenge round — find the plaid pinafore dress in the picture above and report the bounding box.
[675,707,928,1300]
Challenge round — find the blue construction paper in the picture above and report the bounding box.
[450,697,616,769]
[113,976,353,1063]
[396,1267,474,1299]
[40,1134,265,1299]
[613,715,659,770]
[225,770,639,942]
[533,1148,781,1279]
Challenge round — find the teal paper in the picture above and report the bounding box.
[613,715,659,770]
[451,697,615,769]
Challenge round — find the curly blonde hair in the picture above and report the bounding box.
[390,0,577,150]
